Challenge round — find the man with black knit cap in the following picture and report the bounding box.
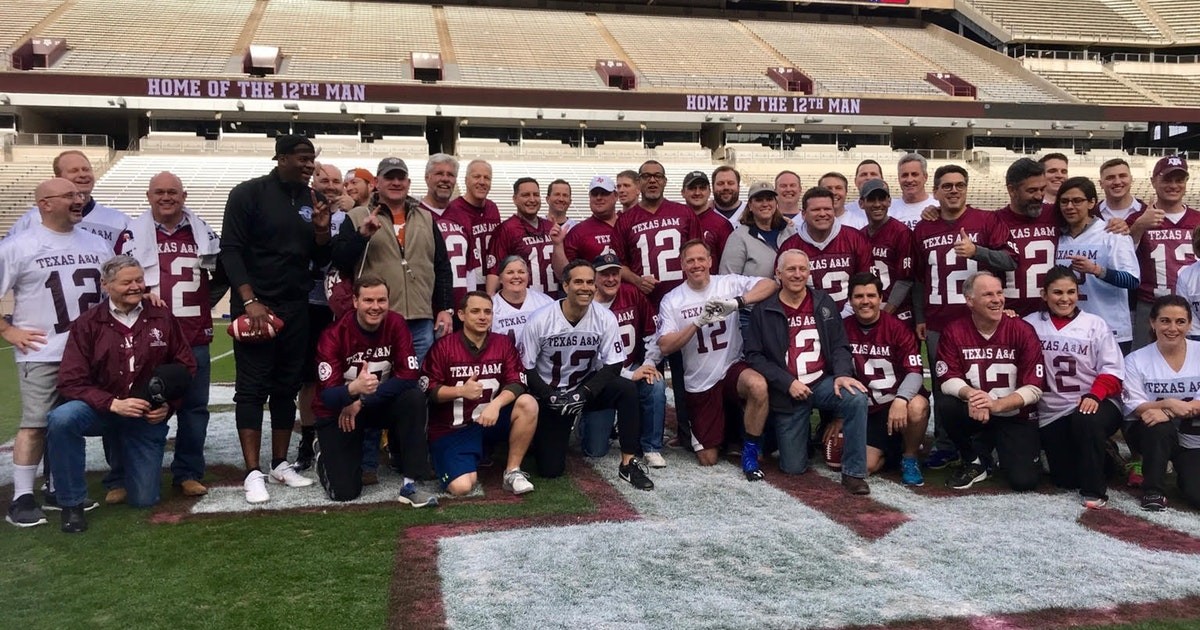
[220,134,332,504]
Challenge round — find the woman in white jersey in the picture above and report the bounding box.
[1055,177,1140,354]
[489,255,554,354]
[1172,225,1200,341]
[1122,295,1200,511]
[1024,266,1125,509]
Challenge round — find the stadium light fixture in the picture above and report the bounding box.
[803,116,822,124]
[236,100,245,111]
[461,118,470,126]
[909,117,918,126]
[283,102,299,111]
[967,119,977,127]
[339,103,347,114]
[0,94,10,105]
[618,111,625,120]
[536,109,544,119]
[384,105,400,113]
[436,105,442,116]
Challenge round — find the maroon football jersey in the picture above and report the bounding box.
[1126,206,1200,302]
[311,310,420,419]
[487,214,557,294]
[696,208,734,275]
[448,196,502,266]
[779,226,872,312]
[913,207,1016,332]
[563,216,617,263]
[422,331,525,442]
[934,314,1045,422]
[844,311,923,413]
[783,294,826,385]
[426,202,480,310]
[155,225,213,347]
[599,281,659,368]
[860,218,915,321]
[996,205,1059,317]
[613,200,701,302]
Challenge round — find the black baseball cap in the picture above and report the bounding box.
[683,171,710,188]
[273,134,314,159]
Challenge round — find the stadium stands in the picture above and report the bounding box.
[1033,68,1161,106]
[442,6,612,90]
[249,0,439,83]
[2,0,65,58]
[33,0,249,76]
[963,0,1163,44]
[1117,73,1200,107]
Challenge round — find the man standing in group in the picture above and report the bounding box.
[912,165,1016,470]
[891,153,935,230]
[658,241,776,478]
[333,156,454,361]
[858,179,916,322]
[1126,155,1200,349]
[552,175,618,279]
[2,178,111,527]
[682,170,734,273]
[843,159,883,218]
[487,177,557,295]
[775,170,803,221]
[1040,153,1069,207]
[448,159,503,268]
[520,260,655,490]
[128,172,223,496]
[1098,158,1144,221]
[711,165,745,225]
[997,158,1058,316]
[311,277,435,506]
[615,170,640,213]
[422,154,480,311]
[547,179,577,232]
[818,172,867,230]
[780,187,872,313]
[7,150,133,255]
[936,272,1045,491]
[220,135,331,503]
[344,168,374,208]
[48,256,196,532]
[744,249,872,494]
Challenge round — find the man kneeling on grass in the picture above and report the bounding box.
[422,291,538,496]
[48,255,195,533]
[312,277,437,507]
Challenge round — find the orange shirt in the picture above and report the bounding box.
[390,206,407,249]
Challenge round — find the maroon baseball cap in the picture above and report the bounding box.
[1153,155,1188,178]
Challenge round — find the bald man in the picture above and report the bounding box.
[124,172,226,497]
[2,178,112,527]
[7,150,133,254]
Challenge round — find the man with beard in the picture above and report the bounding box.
[682,170,733,274]
[711,165,745,225]
[344,168,374,208]
[997,158,1058,317]
[220,135,332,503]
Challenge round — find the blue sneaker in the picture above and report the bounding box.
[925,449,960,470]
[398,482,438,508]
[901,456,924,486]
[742,439,764,481]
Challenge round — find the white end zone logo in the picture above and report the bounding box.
[935,360,949,378]
[317,361,333,382]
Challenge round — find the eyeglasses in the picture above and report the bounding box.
[39,191,86,202]
[938,182,967,191]
[638,173,667,182]
[1059,197,1091,207]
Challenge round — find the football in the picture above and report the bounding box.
[227,313,285,343]
[824,432,845,471]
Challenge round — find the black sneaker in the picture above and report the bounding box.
[946,461,990,490]
[619,458,655,491]
[294,433,315,472]
[1140,493,1168,511]
[43,491,99,512]
[60,506,87,534]
[6,494,47,527]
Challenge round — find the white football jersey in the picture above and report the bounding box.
[1176,262,1200,339]
[1123,340,1200,449]
[491,289,555,356]
[1024,310,1125,427]
[658,274,762,392]
[837,202,869,230]
[8,202,132,254]
[888,196,934,231]
[1056,219,1139,343]
[0,225,111,362]
[520,300,626,390]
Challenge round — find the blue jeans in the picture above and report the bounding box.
[363,318,435,473]
[170,345,211,484]
[772,375,868,478]
[580,378,665,457]
[47,400,169,508]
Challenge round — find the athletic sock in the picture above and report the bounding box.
[403,477,415,486]
[13,464,38,500]
[271,458,286,470]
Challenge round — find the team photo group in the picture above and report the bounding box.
[4,135,1199,534]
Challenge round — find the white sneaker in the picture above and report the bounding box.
[270,461,314,488]
[502,469,535,495]
[244,470,270,504]
[643,452,668,468]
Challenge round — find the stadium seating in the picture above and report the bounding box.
[2,0,65,57]
[1144,0,1200,41]
[33,0,249,76]
[1034,68,1161,106]
[1117,73,1200,107]
[963,0,1163,43]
